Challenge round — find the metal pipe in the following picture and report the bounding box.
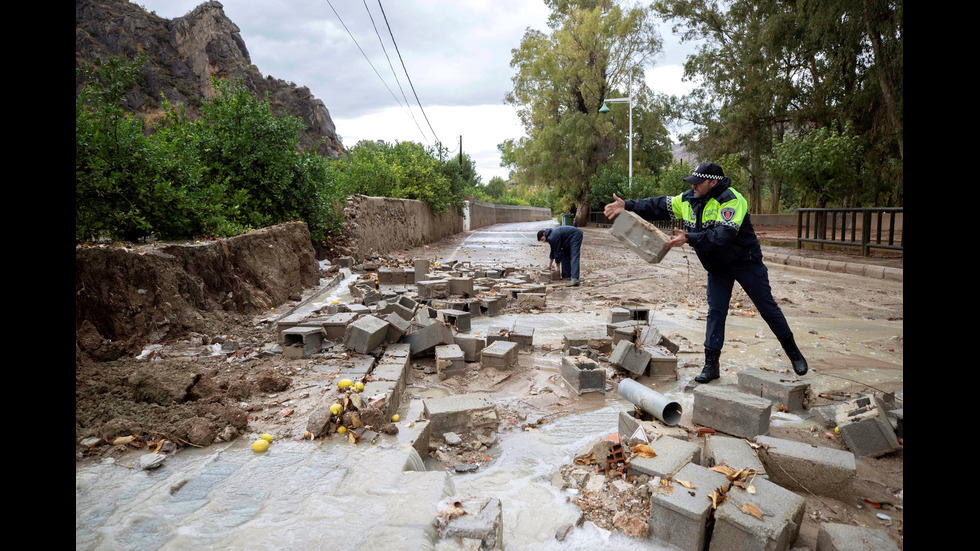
[617,379,682,426]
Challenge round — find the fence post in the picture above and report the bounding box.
[861,209,872,256]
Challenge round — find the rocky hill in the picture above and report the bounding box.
[75,0,345,158]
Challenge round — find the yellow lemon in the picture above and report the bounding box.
[391,414,400,422]
[354,382,364,392]
[337,426,347,434]
[260,433,274,443]
[330,403,342,416]
[834,426,840,435]
[338,378,353,389]
[251,439,269,452]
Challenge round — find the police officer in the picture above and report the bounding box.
[537,225,583,286]
[603,162,808,383]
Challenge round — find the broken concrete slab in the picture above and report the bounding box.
[692,385,772,439]
[835,394,901,457]
[711,477,806,551]
[755,435,856,499]
[435,344,466,380]
[816,522,900,551]
[560,355,606,395]
[609,209,671,264]
[627,435,700,478]
[437,496,503,550]
[737,368,811,411]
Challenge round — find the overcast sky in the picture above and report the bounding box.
[136,0,697,183]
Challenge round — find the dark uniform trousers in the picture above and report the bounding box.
[705,251,793,351]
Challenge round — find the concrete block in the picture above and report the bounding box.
[479,296,505,316]
[414,259,429,284]
[329,354,376,381]
[435,344,466,380]
[609,307,630,324]
[448,277,474,297]
[372,361,407,399]
[423,393,498,435]
[347,303,372,316]
[606,320,646,338]
[384,313,411,343]
[710,477,806,551]
[439,309,471,332]
[439,496,503,550]
[322,312,358,341]
[560,355,606,395]
[417,279,449,300]
[703,434,766,476]
[816,522,900,551]
[627,435,700,478]
[610,340,651,377]
[281,326,326,358]
[755,435,856,499]
[738,369,811,411]
[509,327,534,352]
[377,266,399,284]
[835,394,901,457]
[403,320,455,357]
[361,379,399,420]
[648,463,731,551]
[344,315,389,354]
[693,385,772,439]
[481,340,519,369]
[610,210,671,264]
[613,326,638,345]
[648,346,678,380]
[454,334,486,362]
[627,306,650,322]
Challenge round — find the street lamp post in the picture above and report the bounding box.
[599,95,633,191]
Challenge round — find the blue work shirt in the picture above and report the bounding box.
[543,226,583,260]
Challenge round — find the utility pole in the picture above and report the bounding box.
[458,135,462,166]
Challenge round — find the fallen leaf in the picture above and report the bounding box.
[631,444,658,458]
[741,503,764,521]
[676,479,697,489]
[711,465,737,477]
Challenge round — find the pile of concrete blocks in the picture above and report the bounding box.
[560,355,606,395]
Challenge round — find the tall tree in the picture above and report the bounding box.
[501,0,661,226]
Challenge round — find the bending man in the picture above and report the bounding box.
[603,162,807,383]
[538,225,583,286]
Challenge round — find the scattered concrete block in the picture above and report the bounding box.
[344,315,389,354]
[331,354,376,381]
[560,355,606,395]
[703,434,766,476]
[435,344,466,380]
[811,404,839,429]
[609,307,630,324]
[737,369,811,411]
[481,340,519,368]
[627,306,650,322]
[337,256,353,268]
[610,340,651,377]
[281,326,326,358]
[612,326,639,345]
[423,393,498,435]
[606,320,647,338]
[755,435,856,499]
[322,312,358,341]
[617,410,691,446]
[403,319,455,356]
[479,296,505,316]
[417,279,449,300]
[610,209,671,264]
[439,309,471,332]
[835,394,901,457]
[648,462,731,551]
[384,313,411,343]
[509,327,534,352]
[816,522,900,551]
[454,334,486,362]
[372,361,407,399]
[647,346,678,380]
[448,277,474,297]
[711,477,805,551]
[414,259,429,284]
[361,379,399,419]
[438,496,503,550]
[347,303,371,316]
[693,385,772,439]
[627,435,700,478]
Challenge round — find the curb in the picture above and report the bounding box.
[763,252,902,282]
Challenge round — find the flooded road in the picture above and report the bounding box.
[77,218,902,549]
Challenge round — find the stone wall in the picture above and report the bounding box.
[466,199,553,230]
[342,195,464,259]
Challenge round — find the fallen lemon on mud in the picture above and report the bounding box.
[338,378,353,389]
[251,439,269,452]
[330,403,342,416]
[337,426,347,434]
[260,433,274,443]
[354,382,364,392]
[391,414,400,422]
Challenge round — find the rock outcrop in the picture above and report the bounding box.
[75,0,345,158]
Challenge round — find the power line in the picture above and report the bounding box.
[361,0,430,143]
[376,0,441,146]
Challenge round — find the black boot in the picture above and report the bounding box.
[695,348,721,383]
[778,334,808,376]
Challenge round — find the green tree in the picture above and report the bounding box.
[502,0,663,226]
[765,121,862,208]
